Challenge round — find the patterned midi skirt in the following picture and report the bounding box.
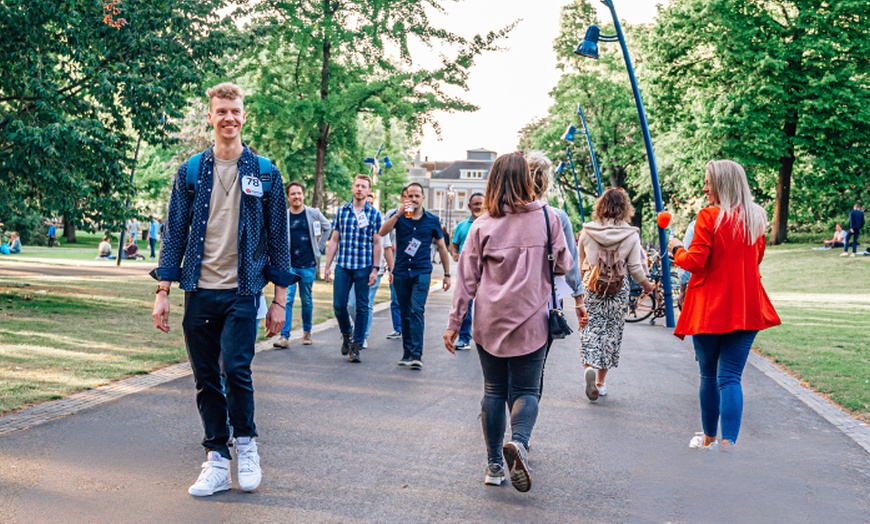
[580,277,629,369]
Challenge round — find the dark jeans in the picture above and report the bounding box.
[692,330,758,443]
[393,272,431,360]
[389,282,402,333]
[333,265,372,345]
[477,342,547,466]
[844,230,861,253]
[458,299,473,345]
[183,289,258,459]
[149,237,157,258]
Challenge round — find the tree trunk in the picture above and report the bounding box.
[63,218,76,243]
[770,118,798,245]
[310,7,331,210]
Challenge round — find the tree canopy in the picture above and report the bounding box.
[0,0,237,231]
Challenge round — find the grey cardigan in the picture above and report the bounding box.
[288,206,332,260]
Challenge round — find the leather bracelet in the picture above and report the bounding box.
[155,284,170,296]
[443,274,451,277]
[271,300,285,309]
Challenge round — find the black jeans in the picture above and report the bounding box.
[844,229,861,253]
[183,289,258,459]
[476,342,547,466]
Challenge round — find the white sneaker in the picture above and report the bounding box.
[234,437,262,491]
[188,451,231,497]
[840,252,850,257]
[688,432,718,450]
[362,339,368,349]
[597,383,607,396]
[584,368,599,401]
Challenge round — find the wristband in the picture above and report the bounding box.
[443,274,451,278]
[271,300,286,309]
[672,244,683,258]
[373,266,380,270]
[155,284,170,296]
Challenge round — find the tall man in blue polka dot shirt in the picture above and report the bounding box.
[151,82,297,497]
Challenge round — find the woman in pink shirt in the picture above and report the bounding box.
[444,153,572,492]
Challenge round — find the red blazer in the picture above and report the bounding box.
[673,206,780,338]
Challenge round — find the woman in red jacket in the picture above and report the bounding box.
[668,160,780,451]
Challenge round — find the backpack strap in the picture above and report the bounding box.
[186,153,203,192]
[543,206,558,309]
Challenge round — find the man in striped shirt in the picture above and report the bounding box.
[324,174,383,363]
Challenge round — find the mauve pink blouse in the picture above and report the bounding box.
[447,201,572,357]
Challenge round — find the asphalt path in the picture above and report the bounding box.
[0,260,154,278]
[0,288,869,523]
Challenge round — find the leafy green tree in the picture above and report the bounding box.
[236,0,514,209]
[645,0,870,243]
[0,0,237,237]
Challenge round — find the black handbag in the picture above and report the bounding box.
[543,206,573,339]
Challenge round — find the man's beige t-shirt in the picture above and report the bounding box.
[198,156,241,289]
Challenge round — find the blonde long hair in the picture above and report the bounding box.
[526,150,551,197]
[706,160,767,244]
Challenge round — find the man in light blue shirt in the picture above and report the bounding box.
[448,192,483,350]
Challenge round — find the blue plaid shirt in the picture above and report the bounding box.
[332,202,383,270]
[154,145,294,295]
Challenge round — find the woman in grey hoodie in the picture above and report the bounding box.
[577,188,654,401]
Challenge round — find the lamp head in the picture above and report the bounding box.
[556,161,566,174]
[575,25,600,59]
[562,125,577,144]
[383,155,393,169]
[363,157,376,166]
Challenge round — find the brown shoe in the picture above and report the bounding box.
[273,336,291,349]
[302,332,313,345]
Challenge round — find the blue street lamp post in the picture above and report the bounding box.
[575,0,675,327]
[555,158,585,223]
[576,104,604,196]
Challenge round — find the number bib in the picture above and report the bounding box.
[356,211,370,229]
[241,176,263,197]
[405,238,422,257]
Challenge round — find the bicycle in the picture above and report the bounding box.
[624,250,680,324]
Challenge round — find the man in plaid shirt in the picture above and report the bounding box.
[324,174,383,363]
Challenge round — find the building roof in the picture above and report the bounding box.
[433,159,494,180]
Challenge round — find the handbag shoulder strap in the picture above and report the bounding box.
[542,206,558,308]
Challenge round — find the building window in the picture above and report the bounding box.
[456,190,467,210]
[434,190,444,210]
[460,170,484,180]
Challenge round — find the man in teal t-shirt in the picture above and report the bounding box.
[448,192,483,350]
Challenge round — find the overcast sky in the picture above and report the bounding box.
[416,0,663,162]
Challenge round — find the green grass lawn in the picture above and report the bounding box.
[756,244,870,422]
[0,273,388,413]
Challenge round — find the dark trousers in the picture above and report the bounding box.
[183,289,258,459]
[149,237,157,258]
[477,343,547,466]
[844,229,861,253]
[333,265,372,345]
[393,272,431,360]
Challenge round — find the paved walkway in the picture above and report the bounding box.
[1,288,869,523]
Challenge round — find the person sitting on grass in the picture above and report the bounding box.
[8,232,21,254]
[823,224,846,249]
[97,236,116,260]
[122,236,144,260]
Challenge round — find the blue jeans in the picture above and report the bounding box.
[393,272,431,360]
[844,230,861,253]
[149,237,157,258]
[477,343,547,466]
[333,266,372,345]
[389,282,402,333]
[347,274,382,340]
[693,330,758,443]
[458,299,473,345]
[183,289,258,459]
[282,266,317,336]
